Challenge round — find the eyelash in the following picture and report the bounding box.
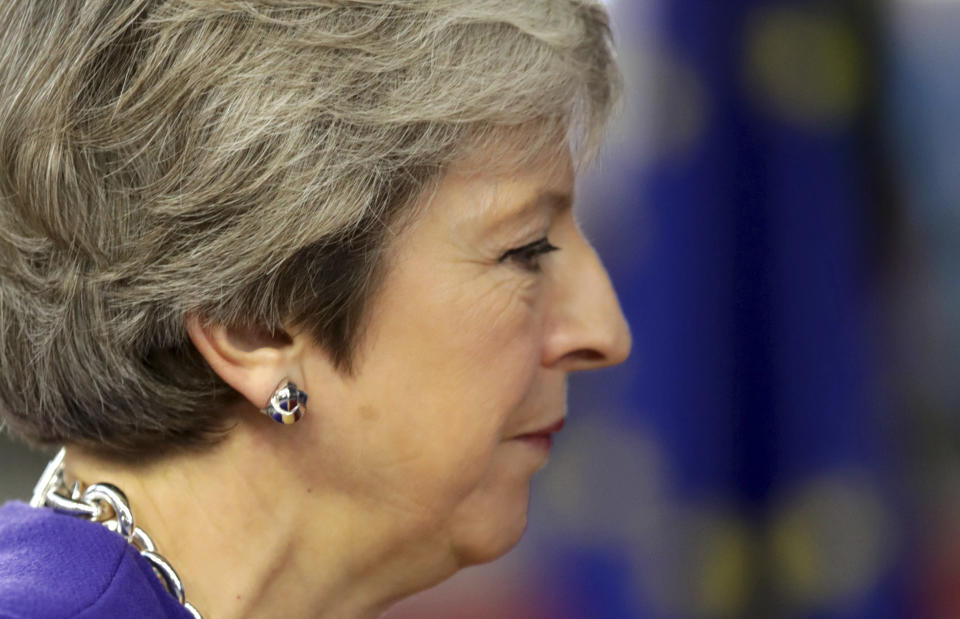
[498,237,560,272]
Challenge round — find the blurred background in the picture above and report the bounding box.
[3,0,958,617]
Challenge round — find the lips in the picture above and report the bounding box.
[514,417,565,440]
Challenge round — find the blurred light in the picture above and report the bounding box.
[743,5,864,127]
[769,473,895,610]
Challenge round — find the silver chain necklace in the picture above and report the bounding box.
[30,448,203,619]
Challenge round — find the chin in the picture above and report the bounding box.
[448,482,532,567]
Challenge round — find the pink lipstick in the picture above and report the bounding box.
[515,418,565,450]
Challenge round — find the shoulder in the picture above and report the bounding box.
[0,500,127,617]
[0,501,189,619]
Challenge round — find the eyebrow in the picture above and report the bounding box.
[485,189,573,235]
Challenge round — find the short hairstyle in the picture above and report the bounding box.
[0,0,619,458]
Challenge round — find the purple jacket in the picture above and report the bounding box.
[0,501,192,618]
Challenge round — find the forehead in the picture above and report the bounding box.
[423,143,575,230]
[380,136,577,264]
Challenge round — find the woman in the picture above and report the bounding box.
[0,1,630,617]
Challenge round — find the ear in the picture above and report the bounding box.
[185,315,304,411]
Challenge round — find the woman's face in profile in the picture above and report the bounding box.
[297,144,631,568]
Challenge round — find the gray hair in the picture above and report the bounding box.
[0,0,619,458]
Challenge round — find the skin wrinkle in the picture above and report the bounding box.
[2,2,627,616]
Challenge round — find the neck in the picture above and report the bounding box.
[64,414,456,618]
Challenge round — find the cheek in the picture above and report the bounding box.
[304,252,547,525]
[435,276,543,422]
[375,276,543,494]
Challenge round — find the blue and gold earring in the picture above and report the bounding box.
[261,379,308,425]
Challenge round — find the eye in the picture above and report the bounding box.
[498,237,560,272]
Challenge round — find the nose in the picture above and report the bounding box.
[542,236,632,372]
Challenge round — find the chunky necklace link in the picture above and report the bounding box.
[30,448,203,619]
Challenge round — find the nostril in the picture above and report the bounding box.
[573,349,605,363]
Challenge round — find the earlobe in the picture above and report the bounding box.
[185,314,300,414]
[260,380,309,425]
